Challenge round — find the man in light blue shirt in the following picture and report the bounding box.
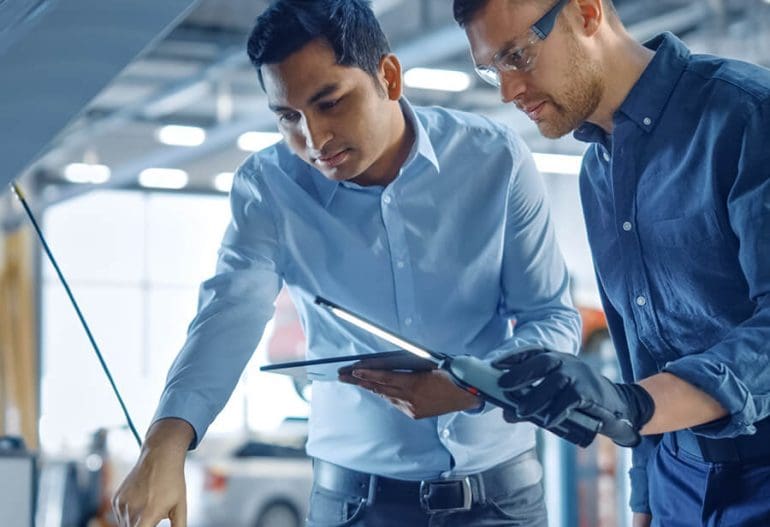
[113,1,581,525]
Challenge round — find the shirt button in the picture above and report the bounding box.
[382,195,392,205]
[643,117,652,126]
[636,296,647,307]
[441,429,450,439]
[622,222,633,232]
[396,260,405,269]
[404,317,413,326]
[603,151,610,162]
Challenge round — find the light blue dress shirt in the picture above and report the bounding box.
[155,99,581,480]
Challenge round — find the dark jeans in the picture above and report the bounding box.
[306,452,548,527]
[649,433,770,527]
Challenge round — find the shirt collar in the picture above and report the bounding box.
[311,97,439,207]
[574,32,690,143]
[401,97,440,173]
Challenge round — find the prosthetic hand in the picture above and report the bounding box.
[493,349,655,447]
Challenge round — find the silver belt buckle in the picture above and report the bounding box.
[419,476,473,513]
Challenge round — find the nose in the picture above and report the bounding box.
[302,115,332,152]
[499,70,527,104]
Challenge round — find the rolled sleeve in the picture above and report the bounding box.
[662,350,760,438]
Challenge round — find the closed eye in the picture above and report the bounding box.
[499,47,526,68]
[318,98,342,112]
[279,111,301,124]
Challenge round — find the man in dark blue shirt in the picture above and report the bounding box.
[454,0,770,526]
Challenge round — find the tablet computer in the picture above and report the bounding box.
[259,350,436,381]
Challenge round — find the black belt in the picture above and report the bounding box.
[313,449,542,514]
[670,416,770,464]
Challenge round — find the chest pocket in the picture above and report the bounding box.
[646,210,727,248]
[641,209,740,281]
[639,209,742,353]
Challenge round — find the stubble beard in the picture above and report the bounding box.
[538,33,604,139]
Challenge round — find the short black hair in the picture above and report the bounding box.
[453,0,616,27]
[247,0,391,89]
[453,0,493,27]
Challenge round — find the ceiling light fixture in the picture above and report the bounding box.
[214,172,234,193]
[404,67,472,92]
[156,125,206,147]
[63,163,111,184]
[138,168,189,189]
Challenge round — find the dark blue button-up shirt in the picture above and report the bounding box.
[575,33,770,512]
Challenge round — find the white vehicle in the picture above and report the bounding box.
[187,421,312,527]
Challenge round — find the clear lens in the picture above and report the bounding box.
[475,28,545,88]
[498,31,540,73]
[498,48,533,72]
[474,65,501,87]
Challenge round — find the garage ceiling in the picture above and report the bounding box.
[5,0,770,215]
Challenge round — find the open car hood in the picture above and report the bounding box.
[0,0,200,190]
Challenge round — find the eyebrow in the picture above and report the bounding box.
[268,83,340,113]
[308,83,339,104]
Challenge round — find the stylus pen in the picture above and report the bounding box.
[315,295,640,448]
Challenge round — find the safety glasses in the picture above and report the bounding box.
[475,0,570,87]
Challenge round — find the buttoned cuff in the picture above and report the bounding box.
[153,389,220,449]
[663,357,758,438]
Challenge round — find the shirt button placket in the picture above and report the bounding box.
[381,190,417,333]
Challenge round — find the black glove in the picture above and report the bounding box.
[494,349,655,443]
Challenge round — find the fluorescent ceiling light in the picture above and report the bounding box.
[63,163,111,184]
[214,172,234,193]
[156,125,206,147]
[532,153,583,175]
[404,67,472,92]
[237,131,282,152]
[138,168,189,189]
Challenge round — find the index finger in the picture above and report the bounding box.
[170,499,187,527]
